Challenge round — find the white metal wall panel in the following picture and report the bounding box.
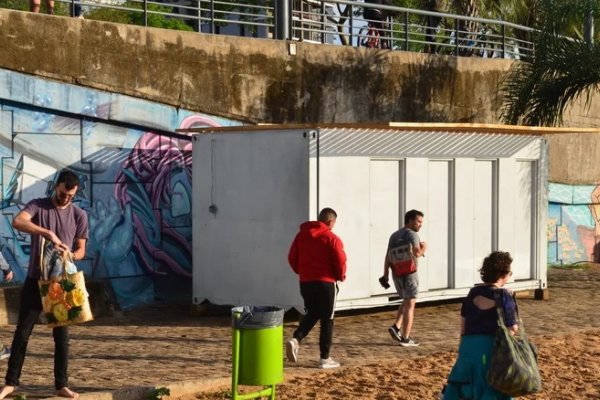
[513,161,535,279]
[192,130,308,309]
[453,158,476,289]
[369,160,402,296]
[309,156,318,219]
[472,160,495,283]
[318,156,371,302]
[426,160,451,290]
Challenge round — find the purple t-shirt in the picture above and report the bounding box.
[23,197,89,279]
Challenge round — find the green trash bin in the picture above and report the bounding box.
[231,306,284,400]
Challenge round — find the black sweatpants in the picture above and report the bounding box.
[293,281,337,359]
[5,278,70,389]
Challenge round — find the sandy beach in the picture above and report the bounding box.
[194,266,600,399]
[0,266,597,399]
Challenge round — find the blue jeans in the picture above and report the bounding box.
[5,278,70,389]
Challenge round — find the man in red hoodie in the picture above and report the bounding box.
[286,208,347,369]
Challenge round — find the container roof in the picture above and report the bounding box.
[313,127,540,158]
[178,122,600,135]
[184,122,600,158]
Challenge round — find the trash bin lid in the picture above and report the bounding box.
[232,306,284,329]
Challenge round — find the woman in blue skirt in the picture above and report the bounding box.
[443,251,518,400]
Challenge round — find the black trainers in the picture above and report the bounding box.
[399,336,420,347]
[388,325,402,342]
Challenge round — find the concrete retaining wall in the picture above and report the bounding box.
[2,10,600,183]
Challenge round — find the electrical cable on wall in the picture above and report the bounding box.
[209,138,218,215]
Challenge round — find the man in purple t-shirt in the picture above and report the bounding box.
[0,170,88,400]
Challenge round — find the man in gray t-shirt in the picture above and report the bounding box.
[0,170,88,400]
[380,209,427,347]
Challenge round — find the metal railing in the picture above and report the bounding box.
[8,0,536,60]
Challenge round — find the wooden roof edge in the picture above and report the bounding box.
[177,122,600,135]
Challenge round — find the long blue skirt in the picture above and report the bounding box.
[443,335,512,400]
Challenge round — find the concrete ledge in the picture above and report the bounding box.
[40,378,231,400]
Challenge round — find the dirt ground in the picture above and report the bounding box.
[194,266,600,400]
[0,266,598,399]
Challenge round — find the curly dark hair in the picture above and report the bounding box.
[479,251,513,284]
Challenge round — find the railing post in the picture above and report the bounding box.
[275,0,290,40]
[404,11,409,51]
[143,0,148,27]
[195,0,201,33]
[501,24,506,59]
[454,18,460,56]
[349,4,354,46]
[321,1,326,44]
[210,0,215,34]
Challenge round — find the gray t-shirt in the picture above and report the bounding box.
[387,227,420,267]
[23,197,89,279]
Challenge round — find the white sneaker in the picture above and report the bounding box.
[399,337,420,347]
[318,357,340,369]
[286,338,299,362]
[0,346,10,360]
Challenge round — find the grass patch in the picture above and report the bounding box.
[549,262,596,270]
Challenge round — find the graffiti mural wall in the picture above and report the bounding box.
[548,182,600,266]
[0,69,241,309]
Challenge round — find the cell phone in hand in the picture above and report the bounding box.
[379,276,390,289]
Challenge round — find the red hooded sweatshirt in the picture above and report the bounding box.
[288,221,347,283]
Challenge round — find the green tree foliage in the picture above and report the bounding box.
[501,0,600,126]
[0,0,28,11]
[0,0,193,30]
[85,2,193,31]
[0,0,69,14]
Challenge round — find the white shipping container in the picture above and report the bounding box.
[191,124,548,311]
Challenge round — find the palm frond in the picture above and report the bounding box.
[501,0,600,126]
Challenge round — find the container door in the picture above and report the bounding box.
[317,155,371,302]
[424,160,451,291]
[369,160,403,295]
[513,160,535,279]
[472,160,496,282]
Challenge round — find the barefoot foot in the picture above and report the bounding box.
[56,387,79,399]
[0,385,16,400]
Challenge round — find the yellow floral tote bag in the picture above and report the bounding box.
[38,239,93,328]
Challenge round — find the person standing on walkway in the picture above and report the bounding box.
[286,208,347,369]
[0,170,88,400]
[363,0,398,49]
[380,209,427,347]
[30,0,54,14]
[0,252,14,360]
